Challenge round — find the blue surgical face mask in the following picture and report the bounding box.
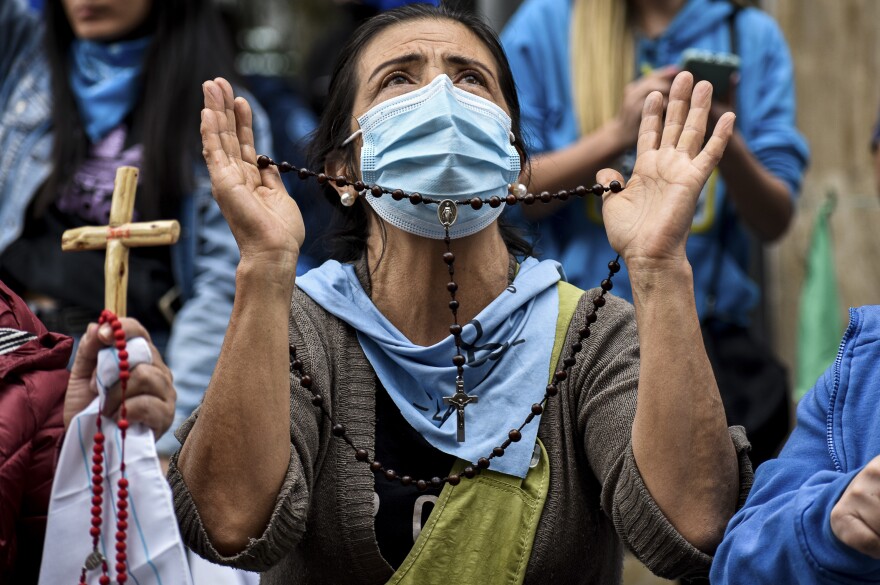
[343,74,521,239]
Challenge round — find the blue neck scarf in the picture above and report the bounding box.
[69,36,151,144]
[297,257,563,478]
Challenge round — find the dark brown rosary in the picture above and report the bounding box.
[257,154,622,490]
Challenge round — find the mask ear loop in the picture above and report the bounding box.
[342,129,363,147]
[508,131,516,145]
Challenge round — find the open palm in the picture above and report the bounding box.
[201,78,305,268]
[601,73,735,267]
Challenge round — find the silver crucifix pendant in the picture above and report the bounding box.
[443,379,478,442]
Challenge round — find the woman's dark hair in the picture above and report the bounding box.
[308,2,534,262]
[39,0,238,220]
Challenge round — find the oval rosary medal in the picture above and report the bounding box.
[438,199,457,227]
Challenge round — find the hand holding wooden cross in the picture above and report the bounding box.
[61,166,180,317]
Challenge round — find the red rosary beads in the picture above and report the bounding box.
[80,310,131,585]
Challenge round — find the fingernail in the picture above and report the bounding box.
[98,324,113,342]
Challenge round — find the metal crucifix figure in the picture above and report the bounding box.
[443,378,478,442]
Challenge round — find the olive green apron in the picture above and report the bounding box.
[387,281,583,585]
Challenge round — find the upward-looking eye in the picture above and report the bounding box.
[457,71,485,86]
[382,72,411,87]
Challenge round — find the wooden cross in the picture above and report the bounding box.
[61,166,180,317]
[443,378,478,442]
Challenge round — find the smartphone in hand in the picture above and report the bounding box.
[680,49,740,99]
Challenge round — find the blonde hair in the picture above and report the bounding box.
[570,0,634,137]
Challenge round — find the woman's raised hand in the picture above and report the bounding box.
[600,72,735,270]
[201,78,305,272]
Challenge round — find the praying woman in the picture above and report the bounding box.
[170,5,751,584]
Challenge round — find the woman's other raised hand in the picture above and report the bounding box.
[201,78,305,276]
[599,71,735,272]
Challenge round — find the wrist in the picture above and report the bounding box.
[236,254,298,298]
[625,256,694,297]
[601,117,633,153]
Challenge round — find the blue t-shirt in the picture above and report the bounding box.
[502,0,810,323]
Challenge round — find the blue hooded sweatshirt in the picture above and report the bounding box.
[712,306,880,584]
[501,0,810,323]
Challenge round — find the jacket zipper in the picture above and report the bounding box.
[826,307,859,473]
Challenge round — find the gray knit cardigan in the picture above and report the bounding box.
[169,268,752,584]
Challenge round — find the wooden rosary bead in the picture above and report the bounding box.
[279,161,293,173]
[571,342,582,353]
[447,474,461,486]
[370,460,383,472]
[593,296,606,308]
[505,194,518,205]
[447,282,458,293]
[371,185,384,197]
[470,197,483,210]
[392,189,405,201]
[452,354,466,367]
[488,196,502,208]
[523,193,535,204]
[401,475,413,486]
[557,189,569,201]
[332,423,346,436]
[493,446,505,457]
[563,356,576,367]
[291,359,303,372]
[299,375,312,388]
[554,370,567,382]
[316,173,328,184]
[335,175,348,187]
[586,311,598,324]
[601,279,613,291]
[477,457,490,469]
[416,479,428,491]
[355,449,369,462]
[463,466,477,478]
[449,300,459,311]
[257,155,271,169]
[546,383,558,396]
[409,193,423,204]
[384,469,398,481]
[311,394,324,407]
[591,184,605,196]
[531,403,544,415]
[354,180,366,191]
[449,324,462,336]
[508,429,522,442]
[298,168,310,180]
[539,191,552,203]
[430,477,443,488]
[608,260,621,273]
[609,180,623,193]
[575,185,587,197]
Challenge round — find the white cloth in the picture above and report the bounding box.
[40,338,194,585]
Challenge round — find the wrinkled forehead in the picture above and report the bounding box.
[355,18,502,84]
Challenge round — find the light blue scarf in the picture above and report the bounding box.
[297,257,563,478]
[69,37,151,144]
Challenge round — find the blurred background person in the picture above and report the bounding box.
[0,0,270,459]
[501,0,810,469]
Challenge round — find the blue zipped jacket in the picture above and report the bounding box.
[502,0,810,324]
[0,0,272,455]
[712,306,880,584]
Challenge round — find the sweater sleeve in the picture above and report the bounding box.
[167,288,330,572]
[570,293,752,579]
[711,366,880,585]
